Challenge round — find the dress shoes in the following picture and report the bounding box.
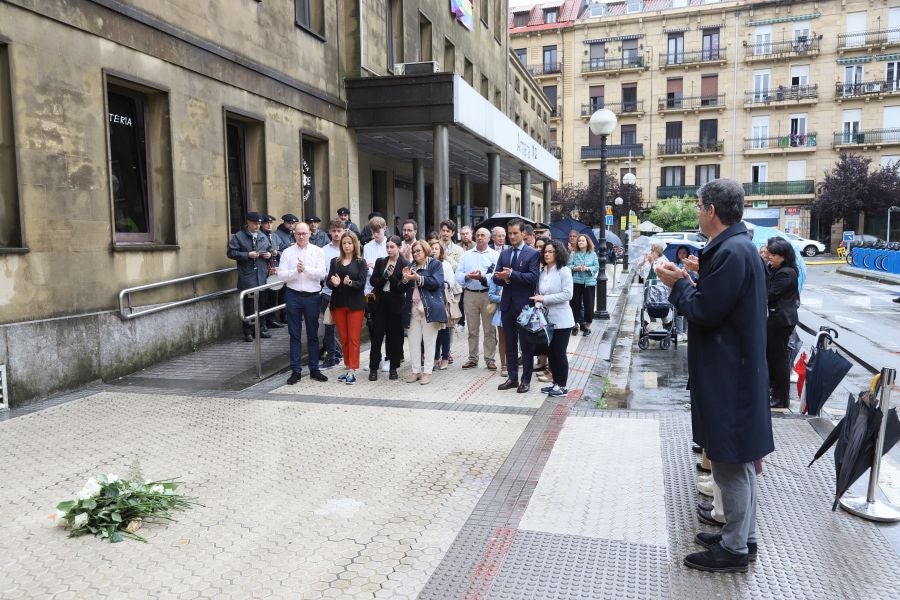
[692,444,702,454]
[497,379,519,391]
[244,333,254,343]
[286,371,302,385]
[309,370,328,382]
[389,369,399,380]
[462,360,478,369]
[259,330,272,339]
[697,478,715,498]
[695,532,757,562]
[769,398,790,409]
[696,462,711,474]
[683,544,749,573]
[516,383,530,393]
[368,370,378,381]
[267,320,285,329]
[697,507,726,527]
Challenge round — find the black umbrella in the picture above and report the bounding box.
[590,227,624,247]
[808,391,900,510]
[473,213,535,233]
[803,345,852,416]
[549,218,599,248]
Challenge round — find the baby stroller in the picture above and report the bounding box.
[638,282,678,350]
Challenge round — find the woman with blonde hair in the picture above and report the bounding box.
[326,230,368,385]
[401,240,447,384]
[430,239,462,370]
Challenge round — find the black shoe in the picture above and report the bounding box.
[571,326,579,336]
[516,383,530,393]
[389,369,399,380]
[498,379,519,391]
[244,333,254,342]
[697,507,725,527]
[696,462,711,474]
[769,398,789,409]
[540,385,554,393]
[309,370,328,382]
[894,297,900,303]
[267,320,285,329]
[582,329,591,337]
[286,371,302,385]
[695,532,757,562]
[698,500,713,512]
[692,444,702,454]
[259,330,272,339]
[683,544,749,573]
[368,371,378,381]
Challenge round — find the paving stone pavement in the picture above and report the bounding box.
[3,289,900,599]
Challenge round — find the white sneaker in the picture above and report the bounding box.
[790,372,799,383]
[697,479,715,497]
[380,360,390,373]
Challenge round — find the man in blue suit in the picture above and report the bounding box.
[492,219,540,393]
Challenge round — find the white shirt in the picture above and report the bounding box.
[455,246,499,291]
[320,241,341,296]
[363,238,388,294]
[277,243,327,293]
[443,240,464,271]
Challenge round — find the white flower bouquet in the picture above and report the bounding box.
[53,472,198,542]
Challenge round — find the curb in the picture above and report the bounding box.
[836,265,900,285]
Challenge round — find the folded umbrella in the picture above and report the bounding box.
[803,345,852,416]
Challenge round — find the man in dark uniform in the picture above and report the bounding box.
[227,212,273,342]
[307,215,329,247]
[260,215,285,329]
[337,207,361,237]
[274,214,299,250]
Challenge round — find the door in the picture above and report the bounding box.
[751,115,770,148]
[789,114,808,146]
[887,62,900,92]
[543,45,558,72]
[665,121,683,154]
[790,65,809,90]
[754,26,772,55]
[844,65,863,96]
[667,33,684,65]
[753,70,771,102]
[666,77,683,108]
[699,119,718,150]
[622,83,637,112]
[622,39,639,66]
[695,164,720,186]
[543,85,558,109]
[661,166,685,186]
[842,108,862,143]
[793,22,812,51]
[589,85,604,111]
[700,75,718,106]
[884,107,900,143]
[890,8,900,43]
[589,42,605,69]
[621,124,637,145]
[846,12,867,48]
[702,29,720,60]
[750,163,768,194]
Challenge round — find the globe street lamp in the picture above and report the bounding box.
[621,171,637,270]
[589,108,617,320]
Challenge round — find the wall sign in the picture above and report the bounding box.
[450,0,474,31]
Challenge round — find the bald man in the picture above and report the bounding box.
[456,227,500,370]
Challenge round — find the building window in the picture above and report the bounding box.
[464,58,474,85]
[0,44,22,249]
[494,88,502,109]
[387,0,403,69]
[542,45,558,72]
[699,119,718,150]
[544,9,558,24]
[225,112,267,234]
[480,0,489,26]
[622,39,639,66]
[665,121,683,154]
[419,13,433,62]
[667,33,684,65]
[514,48,527,65]
[621,124,637,145]
[443,37,455,72]
[696,165,720,185]
[588,42,606,70]
[295,0,325,38]
[106,78,175,244]
[661,166,685,186]
[700,75,718,105]
[514,78,520,93]
[493,0,503,42]
[481,75,489,99]
[702,28,720,60]
[543,85,557,114]
[751,163,768,183]
[666,77,684,108]
[513,11,528,28]
[622,83,637,112]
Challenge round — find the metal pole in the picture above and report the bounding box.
[595,135,610,320]
[543,180,552,225]
[434,124,450,223]
[414,158,426,237]
[487,152,501,216]
[520,170,531,220]
[254,292,262,379]
[461,174,471,229]
[839,368,900,522]
[888,206,899,243]
[623,187,631,271]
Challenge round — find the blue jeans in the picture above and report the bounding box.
[319,294,341,361]
[286,289,320,373]
[434,328,451,360]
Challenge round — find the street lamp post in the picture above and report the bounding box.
[888,206,900,243]
[589,108,618,320]
[621,171,637,270]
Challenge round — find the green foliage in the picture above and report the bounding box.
[811,153,900,225]
[646,196,699,231]
[551,172,644,226]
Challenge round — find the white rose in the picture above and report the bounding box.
[54,510,69,527]
[150,484,164,494]
[72,513,89,529]
[76,477,102,500]
[105,474,119,484]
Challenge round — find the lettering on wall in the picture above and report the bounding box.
[516,133,538,160]
[108,113,133,126]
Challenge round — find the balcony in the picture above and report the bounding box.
[657,94,726,114]
[581,143,644,161]
[837,28,900,51]
[657,185,700,199]
[550,105,562,120]
[832,128,900,148]
[835,80,900,102]
[580,100,645,119]
[658,48,727,70]
[744,85,818,109]
[528,62,562,78]
[742,180,815,196]
[657,140,725,158]
[743,133,817,154]
[581,55,645,76]
[744,37,820,63]
[549,145,562,159]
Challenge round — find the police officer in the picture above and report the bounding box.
[227,212,273,342]
[260,215,285,329]
[307,215,329,247]
[274,214,299,250]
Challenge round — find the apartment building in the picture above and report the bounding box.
[511,0,900,242]
[0,0,557,406]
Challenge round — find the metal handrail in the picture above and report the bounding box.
[118,267,237,320]
[239,280,289,379]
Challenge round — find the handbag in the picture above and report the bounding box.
[322,306,333,325]
[445,288,462,320]
[516,303,553,347]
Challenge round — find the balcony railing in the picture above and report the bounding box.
[742,180,815,196]
[835,80,900,98]
[658,48,725,67]
[528,62,561,76]
[745,37,820,60]
[743,133,817,150]
[657,140,724,156]
[832,128,900,146]
[581,143,644,160]
[838,27,900,49]
[657,185,700,199]
[657,94,725,111]
[581,55,645,73]
[580,100,645,116]
[744,85,818,105]
[550,145,562,159]
[550,105,562,118]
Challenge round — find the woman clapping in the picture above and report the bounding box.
[402,240,447,385]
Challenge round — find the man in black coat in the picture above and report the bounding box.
[656,178,774,574]
[227,212,273,342]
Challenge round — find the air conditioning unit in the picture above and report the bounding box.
[625,1,643,14]
[393,61,440,76]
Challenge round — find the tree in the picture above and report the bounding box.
[551,171,644,226]
[811,153,900,226]
[646,196,698,231]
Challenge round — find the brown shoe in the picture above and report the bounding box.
[461,360,478,369]
[497,379,519,391]
[419,374,432,385]
[485,359,497,371]
[405,373,421,383]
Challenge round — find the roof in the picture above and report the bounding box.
[509,0,582,31]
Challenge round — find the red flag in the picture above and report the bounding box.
[794,351,808,413]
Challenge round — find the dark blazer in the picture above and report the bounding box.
[326,257,367,311]
[492,244,540,313]
[668,222,774,464]
[370,256,410,315]
[766,265,800,329]
[227,228,272,289]
[403,257,447,325]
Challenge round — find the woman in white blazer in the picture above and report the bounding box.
[530,239,575,397]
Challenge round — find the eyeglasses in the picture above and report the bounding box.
[411,248,424,254]
[295,232,309,236]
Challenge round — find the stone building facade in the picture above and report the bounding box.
[0,0,558,407]
[511,0,900,243]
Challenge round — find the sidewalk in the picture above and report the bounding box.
[2,276,899,599]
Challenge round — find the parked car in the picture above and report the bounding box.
[784,233,826,257]
[649,231,708,248]
[838,234,884,250]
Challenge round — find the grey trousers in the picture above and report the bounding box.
[710,460,758,554]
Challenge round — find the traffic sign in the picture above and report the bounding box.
[620,217,627,230]
[606,206,613,216]
[605,215,614,226]
[843,231,855,242]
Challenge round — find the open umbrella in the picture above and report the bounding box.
[744,222,808,291]
[474,213,535,233]
[809,390,900,510]
[549,218,599,248]
[803,336,852,416]
[638,221,663,233]
[663,242,703,263]
[591,227,623,247]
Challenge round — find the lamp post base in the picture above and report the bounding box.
[839,494,900,522]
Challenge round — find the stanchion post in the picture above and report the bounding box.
[254,292,262,379]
